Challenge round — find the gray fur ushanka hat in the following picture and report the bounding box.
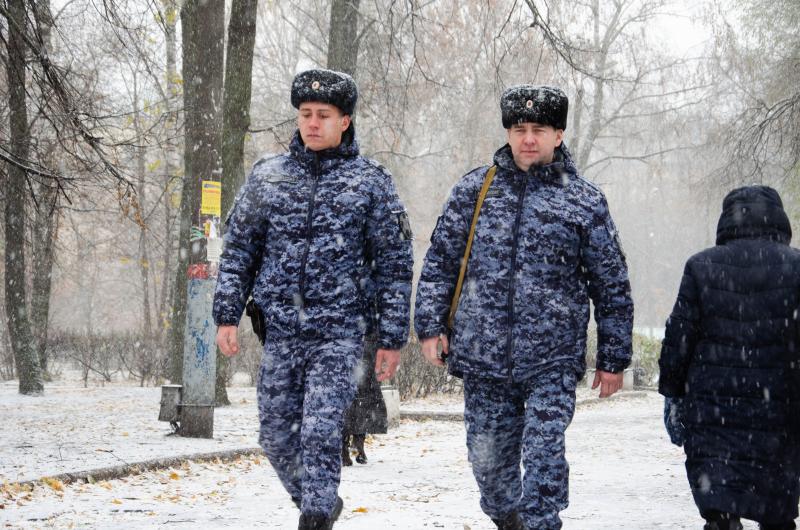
[500,85,568,130]
[291,68,358,115]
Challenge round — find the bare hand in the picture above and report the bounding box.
[216,325,240,357]
[420,335,448,367]
[592,370,623,398]
[375,349,401,382]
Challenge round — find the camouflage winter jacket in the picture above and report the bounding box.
[415,143,633,381]
[213,131,414,350]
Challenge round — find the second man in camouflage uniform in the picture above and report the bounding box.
[415,85,634,529]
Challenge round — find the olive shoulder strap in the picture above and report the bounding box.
[446,165,497,330]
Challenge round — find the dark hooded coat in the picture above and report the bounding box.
[659,185,800,524]
[343,333,388,435]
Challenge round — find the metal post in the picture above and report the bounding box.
[179,274,216,437]
[178,178,222,438]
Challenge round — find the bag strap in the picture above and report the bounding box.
[447,165,497,330]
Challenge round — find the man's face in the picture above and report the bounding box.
[297,102,351,151]
[506,122,564,171]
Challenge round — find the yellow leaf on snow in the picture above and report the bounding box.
[42,478,64,492]
[352,507,368,513]
[98,481,113,490]
[111,499,123,505]
[169,472,180,480]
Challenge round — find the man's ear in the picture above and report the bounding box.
[341,114,352,132]
[555,129,564,147]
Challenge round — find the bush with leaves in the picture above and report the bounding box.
[394,333,462,400]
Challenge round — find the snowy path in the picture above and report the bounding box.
[2,391,762,529]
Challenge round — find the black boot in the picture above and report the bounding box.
[703,513,743,530]
[298,513,329,530]
[491,512,525,530]
[354,434,367,464]
[331,496,344,522]
[760,523,797,530]
[342,435,353,467]
[297,497,344,530]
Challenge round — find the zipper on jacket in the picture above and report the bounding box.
[504,172,529,383]
[295,154,321,331]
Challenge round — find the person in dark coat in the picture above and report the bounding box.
[659,185,800,530]
[342,333,388,466]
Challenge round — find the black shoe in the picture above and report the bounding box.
[342,437,353,467]
[704,519,743,530]
[292,496,301,509]
[298,513,330,530]
[492,512,525,530]
[297,497,344,530]
[331,496,344,522]
[760,523,797,530]
[354,434,367,464]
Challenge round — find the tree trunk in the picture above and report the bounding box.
[133,72,154,339]
[158,0,183,354]
[327,0,361,77]
[168,0,201,384]
[176,0,226,403]
[218,0,259,406]
[4,0,44,395]
[29,0,58,381]
[31,185,58,380]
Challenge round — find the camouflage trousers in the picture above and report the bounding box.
[257,336,361,517]
[463,367,578,530]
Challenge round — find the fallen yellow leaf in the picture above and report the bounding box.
[112,499,122,505]
[42,478,64,492]
[169,472,180,480]
[352,507,368,513]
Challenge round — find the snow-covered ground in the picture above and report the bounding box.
[1,382,763,529]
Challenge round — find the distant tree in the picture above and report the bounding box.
[709,0,799,181]
[3,0,44,395]
[217,0,259,405]
[327,0,360,77]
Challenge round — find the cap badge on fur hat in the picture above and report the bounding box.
[311,80,320,90]
[526,99,534,109]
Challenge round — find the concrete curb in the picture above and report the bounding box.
[17,447,263,489]
[13,390,655,488]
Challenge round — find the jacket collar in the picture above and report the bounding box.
[288,128,360,172]
[493,143,578,185]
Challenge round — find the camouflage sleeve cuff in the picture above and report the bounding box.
[378,337,407,351]
[595,353,630,374]
[215,315,241,327]
[416,326,445,340]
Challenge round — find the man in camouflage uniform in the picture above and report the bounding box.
[213,69,413,530]
[414,85,633,530]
